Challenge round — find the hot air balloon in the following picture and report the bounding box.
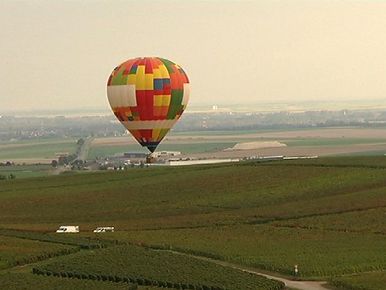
[107,57,190,153]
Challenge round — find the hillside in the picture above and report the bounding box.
[0,156,385,289]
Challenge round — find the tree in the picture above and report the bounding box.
[77,138,85,146]
[51,160,58,168]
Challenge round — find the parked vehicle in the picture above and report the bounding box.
[56,225,79,233]
[93,226,114,233]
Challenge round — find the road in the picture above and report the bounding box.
[76,137,93,161]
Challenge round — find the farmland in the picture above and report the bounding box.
[1,157,386,229]
[330,272,386,290]
[88,127,386,159]
[35,244,284,290]
[0,138,77,162]
[109,225,386,278]
[0,235,76,269]
[2,127,386,165]
[0,273,140,290]
[0,156,385,289]
[0,164,52,179]
[274,207,386,234]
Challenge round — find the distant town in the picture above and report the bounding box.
[1,108,386,142]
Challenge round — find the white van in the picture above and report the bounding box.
[93,226,114,233]
[56,226,79,233]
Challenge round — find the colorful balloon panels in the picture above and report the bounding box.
[107,57,190,152]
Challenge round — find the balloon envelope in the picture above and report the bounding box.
[107,57,190,152]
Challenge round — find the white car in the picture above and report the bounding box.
[93,226,114,233]
[56,226,79,233]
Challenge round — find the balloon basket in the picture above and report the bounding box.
[146,154,156,164]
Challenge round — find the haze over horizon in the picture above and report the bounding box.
[1,0,386,111]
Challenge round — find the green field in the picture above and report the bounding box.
[0,156,385,289]
[2,159,386,229]
[89,144,148,158]
[0,138,76,160]
[274,207,386,234]
[0,164,52,179]
[99,225,386,278]
[330,272,386,290]
[35,244,284,290]
[0,235,76,269]
[0,138,75,146]
[0,273,141,290]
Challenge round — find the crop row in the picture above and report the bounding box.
[0,228,112,249]
[35,244,284,290]
[264,156,386,168]
[328,271,386,290]
[33,268,223,290]
[0,235,79,269]
[272,206,386,235]
[113,225,386,278]
[8,248,78,268]
[3,161,385,231]
[0,273,134,290]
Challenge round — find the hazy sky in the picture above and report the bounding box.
[1,0,386,111]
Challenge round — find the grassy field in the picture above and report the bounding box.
[0,164,52,179]
[95,225,386,278]
[35,244,284,290]
[0,156,385,289]
[0,235,76,269]
[0,273,140,290]
[0,138,76,160]
[1,157,386,229]
[273,207,386,234]
[89,144,148,158]
[330,272,386,290]
[0,137,75,146]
